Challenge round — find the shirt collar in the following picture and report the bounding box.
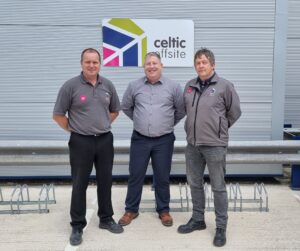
[80,72,101,86]
[197,72,216,85]
[144,75,164,85]
[189,72,219,88]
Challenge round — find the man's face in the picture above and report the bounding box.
[144,55,163,83]
[194,54,215,81]
[81,52,100,79]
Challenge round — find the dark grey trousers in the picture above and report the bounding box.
[185,144,228,229]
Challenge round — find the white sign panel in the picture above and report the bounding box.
[102,19,194,67]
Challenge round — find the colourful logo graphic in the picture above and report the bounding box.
[102,19,147,67]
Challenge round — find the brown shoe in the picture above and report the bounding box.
[159,212,173,227]
[118,212,139,226]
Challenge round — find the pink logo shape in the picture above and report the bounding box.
[103,47,119,66]
[105,56,119,66]
[103,47,115,58]
[187,87,193,93]
[80,95,87,102]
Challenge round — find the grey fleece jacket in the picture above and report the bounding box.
[184,73,241,146]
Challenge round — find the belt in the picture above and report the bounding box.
[134,130,173,139]
[71,131,110,137]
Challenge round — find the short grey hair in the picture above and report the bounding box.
[144,51,161,62]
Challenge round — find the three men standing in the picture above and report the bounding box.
[53,47,241,248]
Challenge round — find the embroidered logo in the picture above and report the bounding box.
[80,95,87,102]
[209,88,216,96]
[187,87,193,93]
[105,92,110,102]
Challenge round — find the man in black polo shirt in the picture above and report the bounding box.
[53,48,123,246]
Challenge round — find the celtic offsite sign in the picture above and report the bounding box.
[102,18,194,67]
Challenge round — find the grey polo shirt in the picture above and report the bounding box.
[53,73,120,135]
[121,75,185,137]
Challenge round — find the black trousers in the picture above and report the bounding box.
[68,132,114,230]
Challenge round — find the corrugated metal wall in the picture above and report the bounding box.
[285,0,300,128]
[0,0,276,141]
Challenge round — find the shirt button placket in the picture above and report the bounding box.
[149,85,154,135]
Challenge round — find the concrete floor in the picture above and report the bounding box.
[0,183,300,251]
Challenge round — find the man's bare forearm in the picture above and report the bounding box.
[53,114,70,132]
[110,112,119,123]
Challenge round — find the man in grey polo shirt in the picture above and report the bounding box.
[118,52,185,227]
[53,48,123,246]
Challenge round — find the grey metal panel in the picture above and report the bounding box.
[193,28,274,103]
[0,27,274,103]
[0,163,283,177]
[271,0,288,139]
[0,25,107,102]
[285,0,300,128]
[229,103,272,141]
[288,0,300,37]
[0,0,275,27]
[285,39,300,127]
[0,102,271,141]
[0,0,276,141]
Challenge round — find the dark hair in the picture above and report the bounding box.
[81,48,101,62]
[194,48,215,65]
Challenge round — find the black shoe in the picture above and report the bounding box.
[99,218,124,234]
[69,228,83,246]
[177,218,206,234]
[213,228,226,247]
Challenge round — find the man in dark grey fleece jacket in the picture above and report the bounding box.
[177,48,241,248]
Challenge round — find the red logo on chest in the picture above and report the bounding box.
[80,95,87,102]
[187,87,193,93]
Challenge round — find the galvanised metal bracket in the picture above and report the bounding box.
[205,182,269,212]
[0,184,56,214]
[140,182,269,213]
[140,183,190,212]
